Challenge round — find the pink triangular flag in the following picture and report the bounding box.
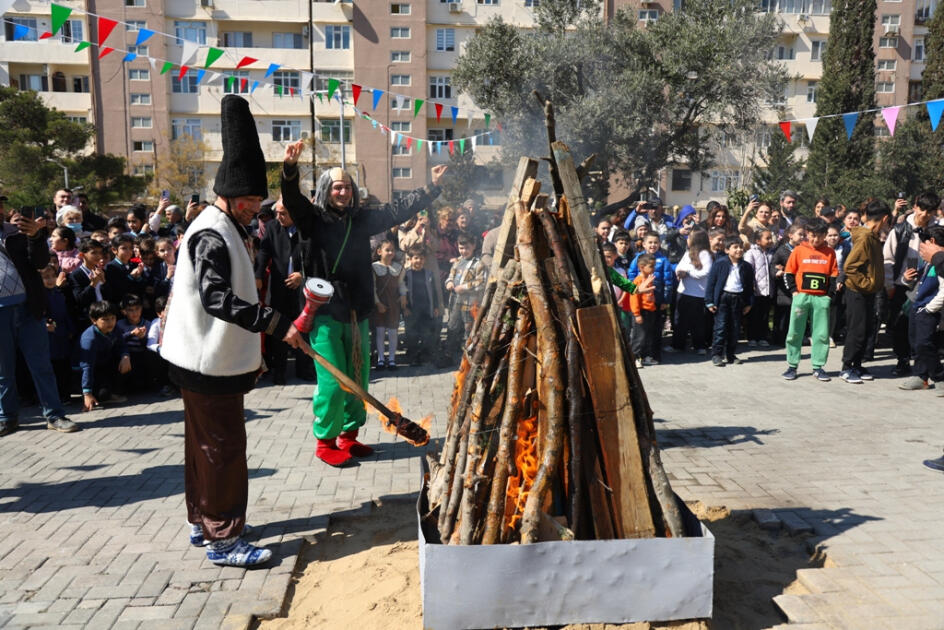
[881,106,901,136]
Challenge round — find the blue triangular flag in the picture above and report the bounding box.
[135,28,155,46]
[842,112,858,139]
[264,63,280,78]
[372,89,383,110]
[13,24,29,40]
[196,69,206,84]
[928,99,944,131]
[371,119,377,129]
[122,52,137,63]
[396,133,403,146]
[450,106,459,126]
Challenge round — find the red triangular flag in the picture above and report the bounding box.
[98,47,114,59]
[406,137,413,150]
[241,78,248,91]
[779,121,792,142]
[97,16,118,46]
[448,140,455,155]
[178,65,189,80]
[290,87,295,97]
[39,31,53,40]
[435,103,443,122]
[236,56,257,70]
[352,84,362,106]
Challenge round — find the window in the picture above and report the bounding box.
[671,169,692,192]
[272,120,302,142]
[130,93,151,105]
[710,170,740,193]
[391,27,410,38]
[128,45,148,56]
[435,28,455,51]
[478,0,499,4]
[876,82,895,93]
[393,167,412,179]
[877,59,897,71]
[273,71,300,90]
[809,0,831,14]
[638,9,659,22]
[315,71,353,97]
[272,32,303,49]
[391,3,411,13]
[125,0,145,6]
[172,69,200,93]
[391,74,411,86]
[776,45,795,60]
[429,76,452,99]
[67,116,88,124]
[875,126,890,137]
[392,143,411,155]
[915,38,926,62]
[880,14,901,29]
[130,116,152,128]
[756,128,772,148]
[129,69,150,81]
[391,121,411,132]
[18,75,48,91]
[525,0,540,5]
[916,0,936,22]
[473,129,501,145]
[223,32,253,47]
[73,76,89,93]
[133,140,154,152]
[320,119,352,143]
[391,50,411,62]
[879,36,898,49]
[910,80,924,102]
[428,128,454,141]
[391,96,411,110]
[126,20,147,30]
[6,18,38,41]
[174,21,207,45]
[133,164,155,176]
[223,70,250,94]
[811,40,826,61]
[806,81,817,103]
[61,19,83,44]
[172,118,202,140]
[325,25,351,49]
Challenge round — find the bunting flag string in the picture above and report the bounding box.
[96,16,117,47]
[881,106,901,137]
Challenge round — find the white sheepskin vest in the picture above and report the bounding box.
[162,205,261,376]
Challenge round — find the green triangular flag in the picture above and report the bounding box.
[74,41,90,52]
[276,84,283,97]
[226,76,236,90]
[417,139,423,151]
[51,4,72,35]
[161,61,173,75]
[317,93,323,103]
[327,78,339,101]
[205,47,224,68]
[459,138,466,154]
[413,98,424,118]
[485,113,491,129]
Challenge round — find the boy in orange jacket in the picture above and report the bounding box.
[630,254,659,367]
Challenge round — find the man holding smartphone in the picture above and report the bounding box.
[883,192,940,378]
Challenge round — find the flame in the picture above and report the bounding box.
[470,303,480,324]
[504,414,539,532]
[450,357,471,416]
[420,415,433,432]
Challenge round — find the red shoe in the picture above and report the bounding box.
[337,430,374,457]
[316,438,353,467]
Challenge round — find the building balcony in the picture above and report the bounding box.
[183,45,311,70]
[39,90,92,114]
[165,0,308,22]
[169,86,311,116]
[312,1,353,23]
[0,39,91,66]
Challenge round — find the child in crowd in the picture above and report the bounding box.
[444,235,486,363]
[78,300,131,411]
[403,245,442,366]
[371,238,407,370]
[612,230,634,276]
[69,237,107,322]
[147,295,174,396]
[708,227,727,260]
[840,200,890,384]
[135,236,161,317]
[771,223,807,346]
[743,228,775,347]
[41,263,75,404]
[628,234,675,362]
[630,254,660,367]
[153,236,176,299]
[50,226,81,274]
[901,225,944,390]
[782,218,839,382]
[672,228,712,354]
[826,225,851,345]
[705,236,754,367]
[603,242,634,345]
[105,234,146,303]
[106,217,128,242]
[117,294,156,393]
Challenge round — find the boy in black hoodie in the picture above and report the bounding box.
[705,236,754,366]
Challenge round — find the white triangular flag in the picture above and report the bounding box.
[428,141,434,156]
[180,39,199,65]
[471,136,478,151]
[391,131,397,146]
[148,57,157,69]
[802,117,819,143]
[397,94,407,110]
[301,71,314,95]
[208,71,221,85]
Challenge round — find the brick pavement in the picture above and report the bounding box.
[0,342,943,629]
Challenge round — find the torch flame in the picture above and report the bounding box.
[504,414,539,532]
[450,357,470,416]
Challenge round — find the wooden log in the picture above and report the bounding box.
[532,90,564,196]
[481,300,532,544]
[488,158,539,282]
[515,201,567,545]
[576,305,657,539]
[538,512,575,542]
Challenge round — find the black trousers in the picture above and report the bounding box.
[404,312,441,362]
[673,294,708,351]
[712,292,744,360]
[910,308,943,380]
[842,290,877,370]
[886,287,913,363]
[747,295,771,342]
[772,301,791,346]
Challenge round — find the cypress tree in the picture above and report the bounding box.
[921,4,944,101]
[803,0,877,204]
[751,129,805,197]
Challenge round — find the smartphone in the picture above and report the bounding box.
[161,190,170,200]
[310,189,317,198]
[190,193,200,205]
[750,194,759,203]
[18,206,34,219]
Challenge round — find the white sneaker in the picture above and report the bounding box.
[634,358,644,368]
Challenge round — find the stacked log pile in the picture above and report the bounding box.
[425,124,685,545]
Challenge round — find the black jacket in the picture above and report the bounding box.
[281,163,440,323]
[68,266,101,322]
[0,224,50,319]
[254,220,310,317]
[705,257,755,309]
[771,241,795,306]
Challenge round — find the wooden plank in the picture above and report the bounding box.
[576,304,656,539]
[488,157,539,282]
[552,141,611,306]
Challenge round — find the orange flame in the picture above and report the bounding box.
[450,357,470,416]
[504,414,539,531]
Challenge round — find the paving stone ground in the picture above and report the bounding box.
[0,340,943,629]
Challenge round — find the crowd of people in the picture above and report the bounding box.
[596,191,944,389]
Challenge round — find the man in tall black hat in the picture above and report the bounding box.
[162,95,304,568]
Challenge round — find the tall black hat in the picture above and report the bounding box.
[213,95,268,199]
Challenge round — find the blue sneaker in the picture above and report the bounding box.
[813,368,831,382]
[782,366,798,381]
[190,523,254,547]
[206,538,272,567]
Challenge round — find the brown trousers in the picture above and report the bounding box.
[182,388,247,541]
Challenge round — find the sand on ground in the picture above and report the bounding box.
[256,499,817,630]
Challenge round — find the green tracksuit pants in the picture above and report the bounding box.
[785,292,832,369]
[310,315,371,440]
